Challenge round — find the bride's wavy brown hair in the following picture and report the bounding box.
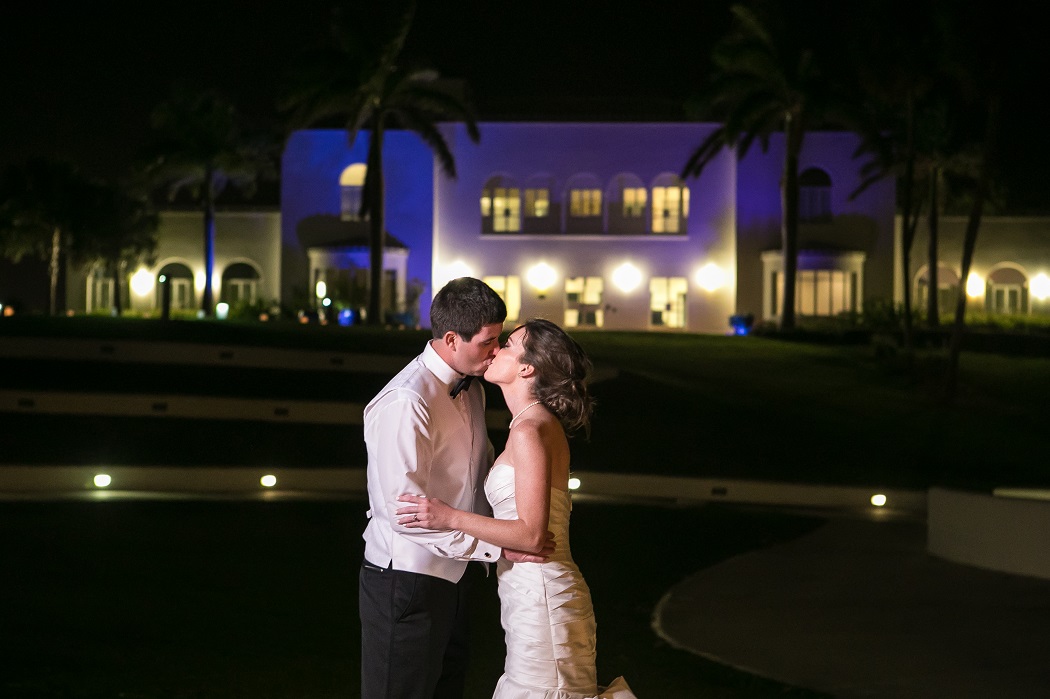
[518,318,594,436]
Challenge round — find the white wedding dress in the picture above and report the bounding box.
[485,462,636,699]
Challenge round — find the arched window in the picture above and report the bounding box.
[221,262,261,306]
[523,174,556,233]
[915,264,960,317]
[340,163,367,221]
[799,167,832,222]
[651,174,689,234]
[986,265,1028,314]
[481,175,521,233]
[157,262,196,310]
[564,173,603,233]
[606,173,647,235]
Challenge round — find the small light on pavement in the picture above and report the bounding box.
[870,493,887,507]
[260,475,277,488]
[94,474,112,488]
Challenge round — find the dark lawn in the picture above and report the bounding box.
[0,498,827,698]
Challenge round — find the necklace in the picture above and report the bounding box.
[509,400,542,429]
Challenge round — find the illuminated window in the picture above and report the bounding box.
[799,168,832,222]
[87,269,114,313]
[986,267,1028,314]
[649,277,688,328]
[482,275,522,322]
[525,188,549,218]
[340,163,367,221]
[222,263,261,306]
[564,277,604,328]
[481,176,521,232]
[623,188,647,217]
[570,189,602,217]
[157,262,196,310]
[651,175,689,234]
[775,270,856,317]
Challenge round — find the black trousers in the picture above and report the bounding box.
[359,560,472,699]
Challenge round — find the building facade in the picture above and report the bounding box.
[50,122,1050,329]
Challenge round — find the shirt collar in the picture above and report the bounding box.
[422,340,465,389]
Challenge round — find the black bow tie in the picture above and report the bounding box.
[449,375,474,399]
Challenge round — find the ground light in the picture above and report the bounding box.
[568,477,581,490]
[870,493,887,507]
[260,475,277,488]
[94,474,112,488]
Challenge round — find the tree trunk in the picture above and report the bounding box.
[49,226,60,316]
[779,113,801,331]
[366,126,385,326]
[926,168,940,328]
[946,98,998,405]
[898,97,917,356]
[111,261,124,316]
[201,170,216,317]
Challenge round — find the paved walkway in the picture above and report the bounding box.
[654,511,1050,698]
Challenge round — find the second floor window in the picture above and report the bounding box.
[525,188,549,218]
[570,188,602,217]
[481,179,521,232]
[340,163,367,221]
[623,187,647,217]
[651,183,689,233]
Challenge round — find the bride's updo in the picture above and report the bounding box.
[518,318,594,436]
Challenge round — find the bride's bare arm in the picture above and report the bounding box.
[396,422,553,553]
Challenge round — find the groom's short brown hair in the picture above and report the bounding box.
[430,277,507,340]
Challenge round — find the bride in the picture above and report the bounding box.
[398,318,635,698]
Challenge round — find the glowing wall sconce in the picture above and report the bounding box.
[695,262,726,292]
[130,268,154,296]
[870,493,887,507]
[965,273,984,298]
[315,280,327,299]
[443,260,475,284]
[93,474,112,488]
[260,475,277,488]
[1031,273,1050,301]
[526,262,557,298]
[195,271,206,292]
[611,262,642,293]
[568,477,581,490]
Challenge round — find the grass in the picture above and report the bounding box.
[0,498,828,699]
[4,315,1047,489]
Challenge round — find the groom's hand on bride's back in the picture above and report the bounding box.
[502,530,556,563]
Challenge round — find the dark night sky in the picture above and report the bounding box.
[1,1,1047,211]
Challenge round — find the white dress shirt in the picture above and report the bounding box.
[362,341,501,583]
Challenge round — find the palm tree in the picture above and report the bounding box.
[682,3,855,330]
[0,158,93,315]
[146,88,276,316]
[70,181,159,315]
[283,2,480,325]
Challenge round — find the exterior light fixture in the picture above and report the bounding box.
[965,273,984,298]
[568,477,581,490]
[695,262,726,292]
[93,474,112,488]
[1031,273,1050,301]
[526,262,557,297]
[215,302,230,320]
[611,262,642,293]
[195,271,207,292]
[870,493,887,507]
[321,297,332,307]
[260,475,277,488]
[315,280,327,299]
[130,268,153,296]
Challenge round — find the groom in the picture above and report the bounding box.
[359,277,550,698]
